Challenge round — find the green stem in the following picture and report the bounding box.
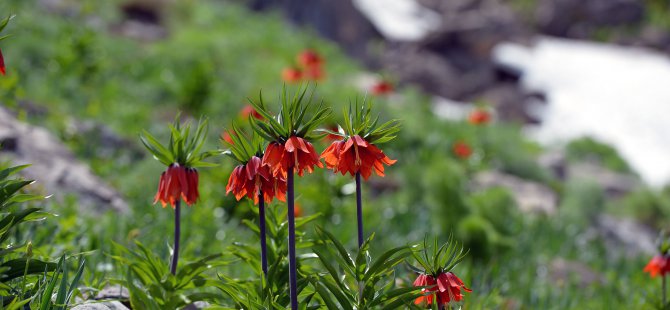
[170,200,181,275]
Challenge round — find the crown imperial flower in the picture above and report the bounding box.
[320,99,399,180]
[140,116,216,208]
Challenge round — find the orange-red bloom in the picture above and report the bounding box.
[468,109,491,125]
[452,141,472,159]
[239,105,263,120]
[154,164,199,208]
[302,64,324,81]
[262,136,323,177]
[297,49,323,68]
[413,272,471,307]
[371,81,394,96]
[321,135,396,180]
[282,67,302,83]
[644,255,670,278]
[221,131,235,145]
[226,156,287,204]
[0,48,5,76]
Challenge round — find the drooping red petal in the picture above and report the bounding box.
[0,48,5,76]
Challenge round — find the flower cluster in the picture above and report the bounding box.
[452,140,472,159]
[154,164,199,208]
[410,237,471,308]
[282,49,325,83]
[223,127,287,204]
[0,16,13,76]
[413,272,471,306]
[264,137,323,177]
[321,135,396,180]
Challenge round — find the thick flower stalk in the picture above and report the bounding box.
[223,127,287,276]
[249,85,330,310]
[410,237,471,309]
[320,99,399,247]
[140,116,215,275]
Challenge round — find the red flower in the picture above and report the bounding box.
[322,125,341,142]
[413,272,471,307]
[413,274,437,306]
[0,48,5,76]
[222,131,235,145]
[297,49,323,68]
[468,109,491,125]
[239,105,263,120]
[262,136,323,177]
[294,202,303,217]
[452,141,472,159]
[644,255,670,278]
[226,156,287,204]
[282,67,302,83]
[371,81,394,96]
[154,164,199,208]
[302,64,324,81]
[320,135,396,180]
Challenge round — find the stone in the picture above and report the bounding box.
[0,107,129,213]
[94,285,130,300]
[472,170,557,214]
[596,214,656,257]
[567,162,640,198]
[548,258,607,288]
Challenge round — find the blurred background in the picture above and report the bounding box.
[1,0,670,308]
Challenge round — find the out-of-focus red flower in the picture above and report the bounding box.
[468,109,491,125]
[282,67,302,83]
[320,135,396,180]
[371,80,394,96]
[452,141,472,159]
[154,164,199,208]
[302,64,324,81]
[221,131,235,145]
[294,202,303,217]
[297,49,323,68]
[322,125,341,142]
[0,48,5,76]
[262,136,323,177]
[226,156,287,204]
[239,105,264,120]
[644,255,670,278]
[413,272,471,307]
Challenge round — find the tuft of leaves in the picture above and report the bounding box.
[139,115,218,168]
[249,84,331,142]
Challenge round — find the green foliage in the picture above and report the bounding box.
[140,116,218,168]
[110,241,230,309]
[212,204,321,309]
[335,98,400,144]
[311,228,421,309]
[250,85,331,142]
[566,137,633,174]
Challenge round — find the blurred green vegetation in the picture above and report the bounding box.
[0,0,665,308]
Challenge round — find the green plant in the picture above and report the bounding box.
[110,241,229,309]
[311,227,421,309]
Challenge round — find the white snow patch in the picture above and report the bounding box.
[494,37,670,186]
[353,0,441,41]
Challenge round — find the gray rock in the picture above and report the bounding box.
[94,285,130,300]
[536,0,644,38]
[472,170,557,214]
[596,214,656,257]
[71,301,129,310]
[0,107,129,213]
[567,162,640,198]
[548,258,607,288]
